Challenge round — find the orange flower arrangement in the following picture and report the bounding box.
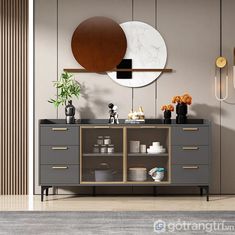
[161,104,174,112]
[172,93,192,105]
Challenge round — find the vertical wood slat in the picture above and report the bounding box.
[0,0,28,195]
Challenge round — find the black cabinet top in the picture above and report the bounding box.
[39,119,210,126]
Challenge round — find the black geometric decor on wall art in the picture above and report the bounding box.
[116,59,132,79]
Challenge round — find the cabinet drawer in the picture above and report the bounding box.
[40,126,79,145]
[172,127,208,145]
[172,146,208,164]
[40,146,79,164]
[40,165,79,184]
[172,165,209,184]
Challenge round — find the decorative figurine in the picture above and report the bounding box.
[65,100,75,124]
[127,106,145,120]
[108,103,119,124]
[149,167,165,182]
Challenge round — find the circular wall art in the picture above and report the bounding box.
[107,21,167,88]
[71,16,127,72]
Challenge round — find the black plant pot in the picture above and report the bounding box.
[176,103,187,124]
[164,110,171,124]
[65,100,75,124]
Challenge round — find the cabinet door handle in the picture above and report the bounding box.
[51,147,68,150]
[182,166,199,169]
[52,128,68,131]
[140,126,156,128]
[52,166,68,169]
[182,147,199,150]
[93,126,110,129]
[182,128,199,131]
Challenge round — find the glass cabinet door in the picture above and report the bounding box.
[81,126,124,183]
[126,127,170,183]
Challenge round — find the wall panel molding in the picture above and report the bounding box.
[0,0,28,195]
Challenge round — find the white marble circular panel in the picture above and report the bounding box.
[107,21,167,88]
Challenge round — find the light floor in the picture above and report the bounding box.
[0,195,235,211]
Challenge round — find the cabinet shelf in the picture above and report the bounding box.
[128,153,168,157]
[83,153,123,157]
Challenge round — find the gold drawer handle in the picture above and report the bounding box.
[182,166,199,169]
[182,147,199,150]
[93,126,110,129]
[52,128,68,131]
[182,128,199,131]
[51,147,68,150]
[52,166,68,169]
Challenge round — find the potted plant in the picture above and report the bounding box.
[161,104,174,124]
[172,93,192,124]
[48,72,80,123]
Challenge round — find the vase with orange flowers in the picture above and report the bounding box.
[172,94,192,124]
[161,104,174,124]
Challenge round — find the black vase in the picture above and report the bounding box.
[164,110,171,124]
[65,100,75,124]
[176,103,187,124]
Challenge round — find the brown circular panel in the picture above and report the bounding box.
[71,17,127,72]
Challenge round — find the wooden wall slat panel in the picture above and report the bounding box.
[0,0,28,195]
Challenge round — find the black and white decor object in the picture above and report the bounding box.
[65,100,75,124]
[108,103,119,124]
[107,21,167,87]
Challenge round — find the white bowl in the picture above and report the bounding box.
[152,142,160,147]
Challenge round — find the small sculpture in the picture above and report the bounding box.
[149,167,165,182]
[128,106,145,120]
[108,103,119,124]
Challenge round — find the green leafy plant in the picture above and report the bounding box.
[48,72,80,107]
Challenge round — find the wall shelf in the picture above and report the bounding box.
[63,68,173,73]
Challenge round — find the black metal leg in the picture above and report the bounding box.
[41,186,44,202]
[41,186,52,202]
[205,186,209,201]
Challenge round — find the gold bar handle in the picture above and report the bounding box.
[52,166,68,169]
[182,128,199,131]
[182,166,199,169]
[93,126,110,129]
[182,147,199,150]
[52,128,68,131]
[140,126,156,128]
[51,147,68,150]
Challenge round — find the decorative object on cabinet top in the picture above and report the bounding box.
[108,103,119,124]
[172,93,192,124]
[48,72,80,124]
[125,106,145,124]
[161,104,174,124]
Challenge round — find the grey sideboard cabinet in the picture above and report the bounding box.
[39,119,211,202]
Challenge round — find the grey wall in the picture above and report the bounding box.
[34,0,235,194]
